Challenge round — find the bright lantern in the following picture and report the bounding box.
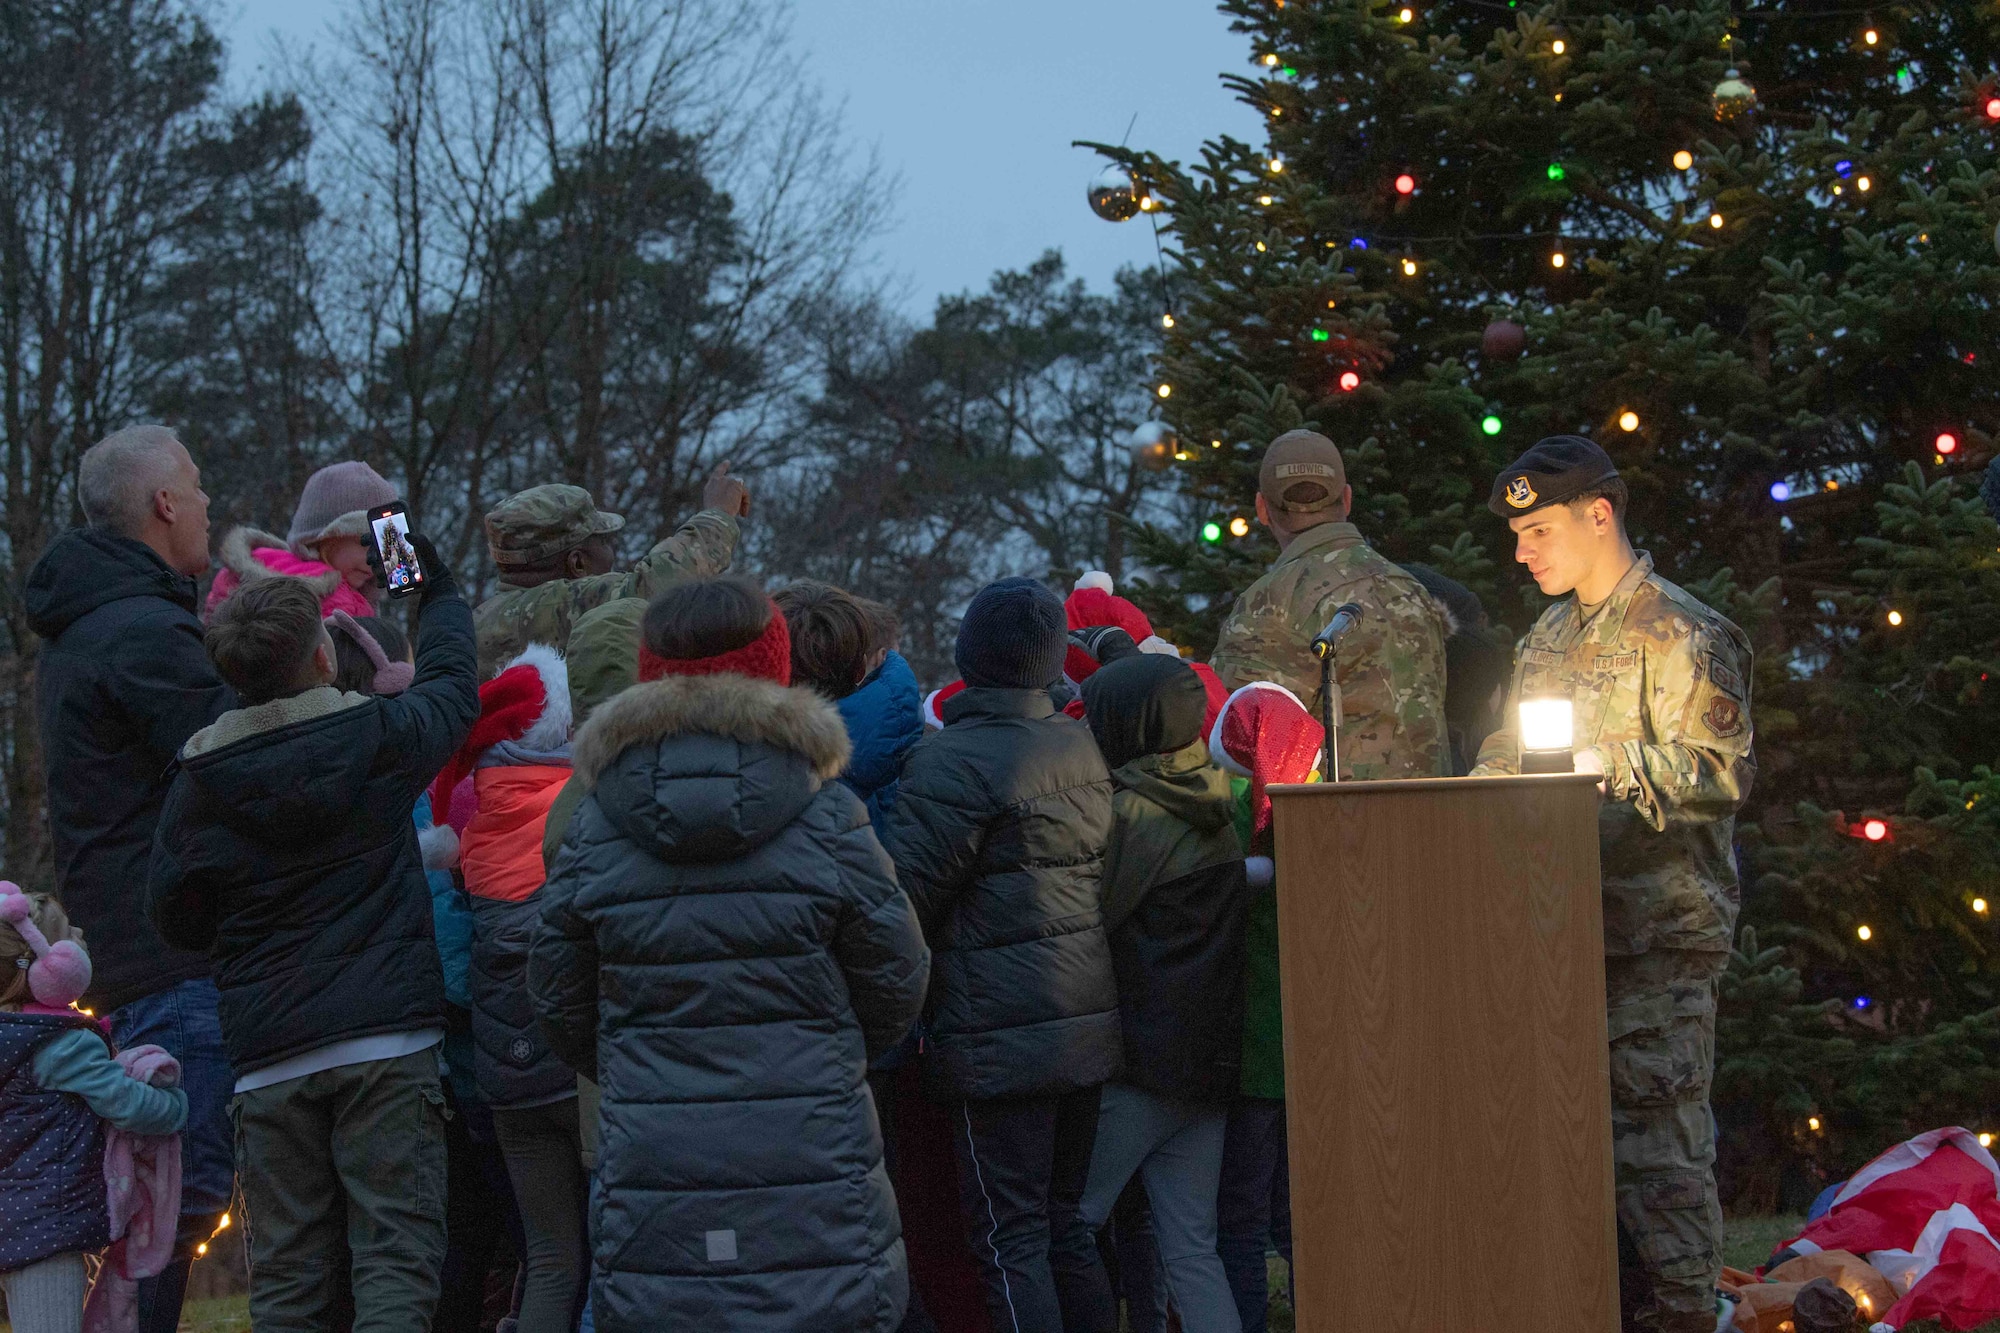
[1519,699,1574,753]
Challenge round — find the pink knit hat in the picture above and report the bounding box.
[288,461,398,551]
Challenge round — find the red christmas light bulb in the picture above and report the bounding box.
[1393,173,1416,195]
[1937,431,1960,455]
[1338,371,1361,392]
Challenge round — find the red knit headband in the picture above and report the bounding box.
[637,602,792,686]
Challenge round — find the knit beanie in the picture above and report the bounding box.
[955,577,1067,690]
[287,461,399,551]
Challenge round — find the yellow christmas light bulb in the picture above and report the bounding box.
[1552,39,1566,54]
[1857,175,1872,192]
[1858,924,1874,941]
[1398,6,1413,22]
[1255,241,1267,252]
[1263,52,1280,67]
[1673,150,1694,170]
[1710,213,1725,229]
[1618,410,1641,432]
[1975,898,1990,914]
[1401,258,1418,276]
[1161,313,1175,329]
[1550,250,1567,268]
[1887,610,1903,626]
[218,1213,232,1231]
[1269,157,1284,173]
[1864,28,1879,45]
[1808,1116,1822,1131]
[1156,383,1172,399]
[1984,1132,1996,1148]
[1258,195,1274,206]
[1229,516,1251,538]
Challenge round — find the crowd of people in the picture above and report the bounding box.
[0,418,1754,1333]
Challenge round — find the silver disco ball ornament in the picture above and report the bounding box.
[1088,165,1143,222]
[1712,69,1757,121]
[1130,420,1179,471]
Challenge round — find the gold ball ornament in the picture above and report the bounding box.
[1087,165,1143,223]
[1712,69,1757,121]
[1130,421,1179,472]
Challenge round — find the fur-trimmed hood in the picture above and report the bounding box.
[215,526,342,599]
[574,674,853,865]
[575,674,851,789]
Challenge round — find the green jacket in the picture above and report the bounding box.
[474,509,737,680]
[540,596,647,872]
[1472,551,1755,956]
[1209,521,1449,781]
[1229,776,1288,1101]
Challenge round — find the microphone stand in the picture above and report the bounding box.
[1320,651,1341,783]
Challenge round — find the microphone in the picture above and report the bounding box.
[1311,603,1363,659]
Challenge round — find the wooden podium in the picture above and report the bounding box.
[1268,773,1617,1333]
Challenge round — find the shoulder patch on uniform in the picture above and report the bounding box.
[1701,695,1744,739]
[1707,655,1745,699]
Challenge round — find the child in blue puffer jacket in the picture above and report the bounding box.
[773,583,922,830]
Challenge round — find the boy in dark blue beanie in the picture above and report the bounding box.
[881,577,1123,1332]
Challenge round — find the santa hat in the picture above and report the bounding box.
[922,679,967,730]
[1064,572,1182,685]
[1208,681,1325,846]
[428,643,571,817]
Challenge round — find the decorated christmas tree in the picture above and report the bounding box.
[1096,0,2000,1195]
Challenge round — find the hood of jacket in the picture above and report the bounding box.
[1113,740,1236,834]
[573,673,852,865]
[24,529,198,640]
[177,686,379,838]
[836,650,922,792]
[215,526,342,599]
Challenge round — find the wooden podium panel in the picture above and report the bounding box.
[1269,774,1615,1333]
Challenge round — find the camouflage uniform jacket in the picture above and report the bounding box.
[1210,521,1449,781]
[1472,551,1755,956]
[473,509,737,679]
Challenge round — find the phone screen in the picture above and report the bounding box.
[368,504,426,598]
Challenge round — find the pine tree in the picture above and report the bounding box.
[1099,0,2000,1188]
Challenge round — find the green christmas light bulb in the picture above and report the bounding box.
[1310,328,1330,342]
[1482,415,1504,436]
[1547,163,1566,181]
[1202,521,1223,543]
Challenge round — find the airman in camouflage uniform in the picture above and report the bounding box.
[473,464,749,678]
[1210,430,1449,780]
[1471,436,1754,1333]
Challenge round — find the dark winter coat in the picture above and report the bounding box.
[147,594,480,1074]
[878,685,1121,1101]
[1100,742,1250,1102]
[24,530,234,1013]
[529,672,930,1333]
[835,650,923,827]
[0,1011,110,1270]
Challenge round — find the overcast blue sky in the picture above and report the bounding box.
[225,0,1265,317]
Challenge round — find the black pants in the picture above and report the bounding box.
[950,1085,1118,1333]
[492,1097,590,1333]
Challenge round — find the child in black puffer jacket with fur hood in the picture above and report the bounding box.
[528,576,929,1333]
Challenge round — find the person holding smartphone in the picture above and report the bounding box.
[473,463,751,679]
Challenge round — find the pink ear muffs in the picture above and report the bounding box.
[326,610,416,696]
[0,881,91,1008]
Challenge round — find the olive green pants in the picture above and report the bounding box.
[232,1047,449,1333]
[1607,949,1726,1333]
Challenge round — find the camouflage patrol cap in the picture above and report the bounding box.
[485,484,625,567]
[1488,434,1620,518]
[1258,430,1348,515]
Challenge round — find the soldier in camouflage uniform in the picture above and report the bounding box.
[1470,436,1755,1333]
[473,463,749,678]
[1210,429,1449,780]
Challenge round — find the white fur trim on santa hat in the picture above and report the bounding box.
[1136,635,1181,657]
[1074,570,1115,595]
[501,643,573,751]
[419,823,460,872]
[922,688,948,730]
[1207,679,1313,778]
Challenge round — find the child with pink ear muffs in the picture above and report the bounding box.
[1,883,188,1333]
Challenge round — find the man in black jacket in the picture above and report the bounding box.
[880,578,1122,1333]
[25,424,235,1333]
[149,544,478,1332]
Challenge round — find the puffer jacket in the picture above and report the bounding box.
[879,685,1120,1101]
[0,1011,111,1270]
[203,526,374,622]
[836,650,923,827]
[529,673,929,1333]
[1100,741,1250,1102]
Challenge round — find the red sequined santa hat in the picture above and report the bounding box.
[1208,681,1325,848]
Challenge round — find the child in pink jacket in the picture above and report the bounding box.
[204,462,398,621]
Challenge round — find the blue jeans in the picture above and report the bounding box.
[1079,1083,1240,1333]
[1217,1098,1292,1333]
[112,978,237,1220]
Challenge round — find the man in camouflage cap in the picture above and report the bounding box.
[474,463,749,678]
[1471,435,1755,1333]
[1209,429,1449,780]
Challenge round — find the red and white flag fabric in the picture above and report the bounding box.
[1778,1127,2000,1331]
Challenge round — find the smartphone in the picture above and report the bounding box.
[366,502,427,599]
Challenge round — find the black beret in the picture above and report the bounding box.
[1488,435,1620,518]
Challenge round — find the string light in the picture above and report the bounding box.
[1857,175,1872,191]
[1618,410,1641,432]
[1673,149,1694,170]
[1161,313,1175,329]
[1262,52,1280,67]
[1710,213,1725,229]
[1401,257,1418,276]
[1399,6,1414,21]
[1338,370,1361,391]
[1394,173,1417,195]
[1986,97,2000,121]
[1210,439,1222,448]
[1310,328,1330,342]
[1857,923,1875,940]
[1255,241,1267,252]
[1809,1116,1823,1132]
[1258,194,1275,206]
[1229,516,1251,538]
[1138,195,1157,212]
[1864,27,1879,46]
[1552,39,1566,54]
[1770,481,1791,502]
[1550,249,1567,268]
[1156,383,1172,399]
[1268,157,1285,173]
[1864,819,1889,841]
[1975,898,1990,915]
[1482,415,1504,436]
[197,1242,208,1257]
[1937,431,1960,455]
[1984,1133,1996,1149]
[1202,521,1223,543]
[1886,610,1903,627]
[1547,162,1566,181]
